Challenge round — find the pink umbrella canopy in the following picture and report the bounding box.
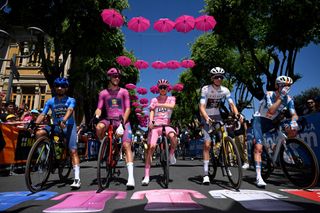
[181,59,196,68]
[101,9,124,28]
[151,61,167,69]
[135,108,142,113]
[150,85,159,94]
[125,83,136,90]
[153,18,175,33]
[132,102,140,107]
[195,15,217,31]
[134,60,149,69]
[175,15,195,33]
[116,56,131,66]
[166,60,181,69]
[172,83,184,92]
[128,16,150,32]
[139,98,149,104]
[137,87,147,95]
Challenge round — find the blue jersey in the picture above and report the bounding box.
[42,96,76,125]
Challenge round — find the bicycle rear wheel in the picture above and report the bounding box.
[160,137,169,188]
[58,142,72,181]
[223,136,242,189]
[280,138,319,189]
[97,137,112,191]
[25,137,52,192]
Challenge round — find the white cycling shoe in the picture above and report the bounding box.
[242,163,250,170]
[170,154,177,165]
[141,177,150,186]
[256,177,267,187]
[70,179,81,189]
[202,175,210,185]
[126,177,135,189]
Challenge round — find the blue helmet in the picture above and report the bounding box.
[53,77,69,87]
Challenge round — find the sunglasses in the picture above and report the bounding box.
[307,101,314,104]
[212,75,224,80]
[110,74,120,79]
[159,85,168,90]
[54,84,67,88]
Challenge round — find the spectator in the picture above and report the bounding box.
[234,114,249,169]
[0,102,16,122]
[304,98,317,115]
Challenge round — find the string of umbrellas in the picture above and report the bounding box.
[125,83,184,127]
[116,56,195,70]
[101,9,217,33]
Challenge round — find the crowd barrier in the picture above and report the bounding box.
[188,113,320,164]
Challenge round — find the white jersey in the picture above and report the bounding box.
[200,85,233,116]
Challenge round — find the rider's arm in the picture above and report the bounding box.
[94,91,105,118]
[35,100,51,124]
[148,109,155,128]
[199,86,210,122]
[228,100,239,117]
[35,113,45,124]
[62,108,74,123]
[123,107,130,124]
[95,108,102,118]
[123,89,131,124]
[199,103,210,122]
[266,92,283,116]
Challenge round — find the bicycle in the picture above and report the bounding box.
[250,120,319,189]
[97,118,122,192]
[208,119,243,190]
[25,123,72,193]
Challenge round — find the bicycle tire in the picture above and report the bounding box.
[160,136,169,188]
[58,141,72,181]
[209,143,219,181]
[25,137,52,192]
[97,137,112,191]
[280,138,319,189]
[222,136,242,189]
[251,144,273,180]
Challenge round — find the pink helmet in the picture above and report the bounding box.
[157,79,169,87]
[106,68,121,76]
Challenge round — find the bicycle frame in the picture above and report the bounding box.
[263,128,287,165]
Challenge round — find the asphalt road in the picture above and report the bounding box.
[0,158,319,213]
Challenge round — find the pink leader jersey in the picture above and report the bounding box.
[97,88,130,119]
[149,96,176,126]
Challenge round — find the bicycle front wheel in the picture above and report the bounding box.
[160,137,169,188]
[280,138,319,189]
[58,142,72,181]
[223,136,242,189]
[25,137,52,192]
[97,137,112,191]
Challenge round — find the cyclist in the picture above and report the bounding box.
[141,79,178,186]
[199,67,240,185]
[94,68,134,189]
[252,76,298,187]
[34,77,81,189]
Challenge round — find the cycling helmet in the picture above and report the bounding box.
[157,79,170,87]
[276,76,293,85]
[53,77,69,87]
[106,68,121,76]
[210,67,225,76]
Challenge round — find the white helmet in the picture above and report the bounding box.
[210,67,225,76]
[276,76,293,85]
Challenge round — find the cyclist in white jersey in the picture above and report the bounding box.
[199,67,240,185]
[252,76,298,187]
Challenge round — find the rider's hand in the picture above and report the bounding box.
[290,120,299,130]
[115,123,124,136]
[206,117,213,125]
[280,86,290,100]
[93,116,100,125]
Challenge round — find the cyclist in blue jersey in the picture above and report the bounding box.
[252,76,298,187]
[35,77,81,189]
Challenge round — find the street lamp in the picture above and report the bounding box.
[0,26,45,104]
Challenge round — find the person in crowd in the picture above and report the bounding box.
[252,76,298,187]
[199,67,240,185]
[141,79,178,186]
[304,98,318,115]
[34,77,81,189]
[0,101,16,122]
[93,68,135,189]
[234,114,249,169]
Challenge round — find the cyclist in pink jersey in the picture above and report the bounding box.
[94,68,135,189]
[141,79,178,186]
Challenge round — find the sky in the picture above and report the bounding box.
[121,0,320,119]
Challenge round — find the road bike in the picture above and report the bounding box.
[25,123,72,192]
[97,118,122,192]
[250,121,319,189]
[208,119,242,189]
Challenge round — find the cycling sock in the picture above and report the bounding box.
[127,162,134,180]
[145,163,151,177]
[74,165,80,180]
[204,160,209,176]
[170,148,175,156]
[255,161,262,179]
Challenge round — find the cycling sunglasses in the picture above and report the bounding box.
[110,74,120,79]
[54,84,68,88]
[212,75,224,80]
[159,85,168,90]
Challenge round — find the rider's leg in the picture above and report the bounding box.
[67,124,81,188]
[95,122,107,142]
[168,132,177,164]
[122,123,135,188]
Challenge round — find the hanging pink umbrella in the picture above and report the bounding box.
[128,16,150,32]
[101,9,124,28]
[141,103,149,108]
[116,56,131,66]
[135,108,142,113]
[150,85,159,94]
[195,15,217,31]
[134,60,149,69]
[125,83,136,90]
[137,87,147,95]
[175,15,195,33]
[172,83,184,92]
[132,102,140,107]
[151,61,167,69]
[181,59,196,68]
[154,18,175,33]
[139,98,149,105]
[166,60,181,69]
[130,94,138,100]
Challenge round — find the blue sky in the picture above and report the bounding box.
[122,0,320,118]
